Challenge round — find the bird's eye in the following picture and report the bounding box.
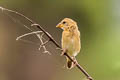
[62,21,66,24]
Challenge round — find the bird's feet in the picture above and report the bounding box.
[61,49,67,56]
[72,57,78,67]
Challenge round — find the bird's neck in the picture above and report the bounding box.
[65,29,78,37]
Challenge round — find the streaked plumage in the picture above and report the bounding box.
[56,18,81,69]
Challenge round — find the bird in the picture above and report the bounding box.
[56,18,81,69]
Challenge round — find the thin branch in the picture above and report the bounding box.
[36,33,51,55]
[39,39,50,50]
[16,31,51,55]
[0,6,93,80]
[16,31,42,40]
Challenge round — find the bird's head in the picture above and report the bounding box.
[56,18,78,31]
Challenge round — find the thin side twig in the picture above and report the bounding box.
[16,31,50,54]
[36,33,51,55]
[16,31,42,40]
[0,6,93,80]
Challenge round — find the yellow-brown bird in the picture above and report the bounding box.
[56,18,81,69]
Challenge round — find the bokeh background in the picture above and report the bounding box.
[0,0,120,80]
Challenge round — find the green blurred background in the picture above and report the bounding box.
[0,0,120,80]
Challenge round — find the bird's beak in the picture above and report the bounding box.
[56,24,63,28]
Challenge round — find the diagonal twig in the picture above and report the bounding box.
[0,6,93,80]
[16,31,50,55]
[36,33,51,55]
[16,31,43,40]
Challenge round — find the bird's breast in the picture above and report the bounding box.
[62,31,81,56]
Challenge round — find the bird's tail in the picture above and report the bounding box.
[66,57,76,69]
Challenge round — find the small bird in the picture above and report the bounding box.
[56,18,81,69]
